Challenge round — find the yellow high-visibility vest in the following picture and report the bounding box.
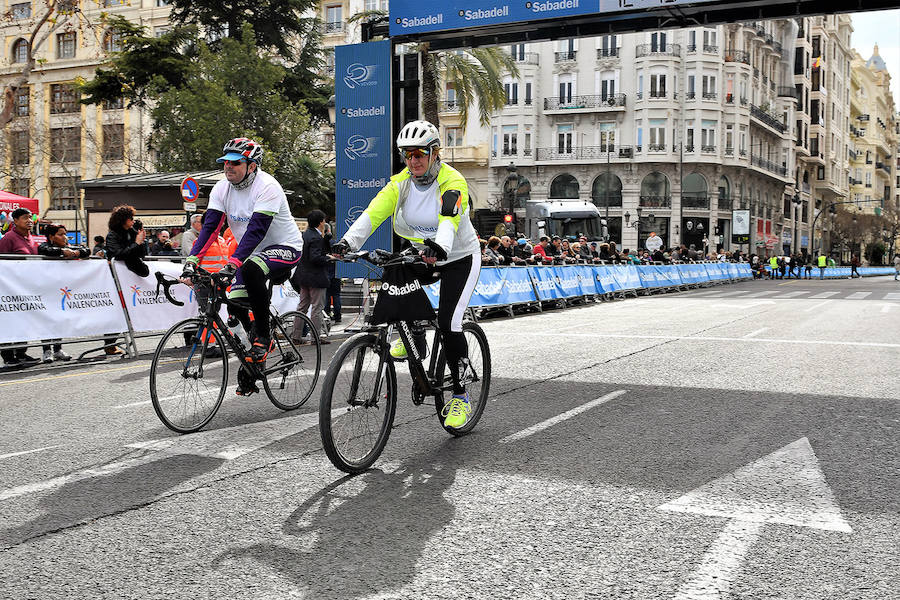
[818,255,827,267]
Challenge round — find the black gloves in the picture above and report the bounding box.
[331,239,351,256]
[181,261,197,280]
[215,262,238,284]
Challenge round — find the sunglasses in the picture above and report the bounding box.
[223,159,247,166]
[402,148,431,160]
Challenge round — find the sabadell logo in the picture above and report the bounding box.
[380,280,423,296]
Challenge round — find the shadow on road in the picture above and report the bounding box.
[216,442,460,598]
[0,453,224,548]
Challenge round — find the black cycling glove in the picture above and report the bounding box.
[331,239,351,256]
[215,262,238,284]
[181,261,197,280]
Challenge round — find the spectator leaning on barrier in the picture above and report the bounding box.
[92,235,106,257]
[497,236,515,264]
[105,205,150,278]
[484,236,503,266]
[0,208,41,367]
[532,236,550,262]
[37,224,88,363]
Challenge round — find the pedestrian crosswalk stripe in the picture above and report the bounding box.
[809,292,839,299]
[885,293,900,300]
[774,291,809,298]
[743,290,778,297]
[846,292,872,300]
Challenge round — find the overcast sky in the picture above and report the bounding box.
[850,10,900,103]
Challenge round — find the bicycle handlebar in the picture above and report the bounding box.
[154,267,222,307]
[334,246,426,268]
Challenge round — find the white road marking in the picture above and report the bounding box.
[112,400,152,409]
[112,386,232,410]
[743,328,768,338]
[804,300,832,312]
[661,438,852,599]
[881,304,893,313]
[523,331,900,349]
[773,291,809,299]
[499,390,626,443]
[846,291,872,300]
[809,291,839,299]
[0,411,329,502]
[742,290,778,298]
[0,445,60,461]
[885,292,900,300]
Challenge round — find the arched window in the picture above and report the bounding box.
[640,172,670,207]
[12,39,28,64]
[591,173,622,207]
[717,175,731,209]
[104,30,123,53]
[549,173,579,199]
[682,173,708,209]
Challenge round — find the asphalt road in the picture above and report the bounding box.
[1,275,898,599]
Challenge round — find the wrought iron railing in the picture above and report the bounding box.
[534,145,635,161]
[635,43,681,57]
[554,51,577,62]
[596,47,620,58]
[543,94,626,110]
[639,195,672,208]
[513,52,540,65]
[750,103,786,133]
[682,195,710,209]
[724,49,750,64]
[751,154,788,176]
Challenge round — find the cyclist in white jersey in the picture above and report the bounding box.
[182,137,303,383]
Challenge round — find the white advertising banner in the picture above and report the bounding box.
[114,260,199,333]
[0,259,127,344]
[272,282,300,316]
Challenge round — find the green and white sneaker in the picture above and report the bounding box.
[442,393,471,428]
[389,339,407,360]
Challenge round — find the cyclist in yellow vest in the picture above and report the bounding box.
[817,253,827,279]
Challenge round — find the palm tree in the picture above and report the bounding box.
[347,11,518,133]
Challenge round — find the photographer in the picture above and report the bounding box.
[105,206,149,277]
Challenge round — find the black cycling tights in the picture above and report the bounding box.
[228,260,271,342]
[432,254,480,396]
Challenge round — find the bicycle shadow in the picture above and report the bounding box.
[0,453,223,549]
[216,443,459,598]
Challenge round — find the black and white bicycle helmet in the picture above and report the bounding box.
[396,120,440,150]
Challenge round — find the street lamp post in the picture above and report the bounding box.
[791,192,802,255]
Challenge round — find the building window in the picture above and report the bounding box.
[504,80,518,105]
[11,178,30,197]
[57,32,76,59]
[11,2,31,18]
[103,123,125,161]
[599,74,616,100]
[445,127,462,147]
[156,0,170,6]
[510,43,525,60]
[14,87,29,117]
[10,130,29,165]
[103,0,126,6]
[524,81,532,106]
[49,83,79,114]
[502,126,518,156]
[103,97,124,110]
[701,120,717,151]
[649,119,666,149]
[558,77,572,104]
[325,5,343,33]
[154,26,171,38]
[557,124,573,154]
[550,174,579,199]
[649,73,666,98]
[50,177,78,210]
[702,75,717,99]
[12,38,28,63]
[104,30,123,53]
[50,127,80,163]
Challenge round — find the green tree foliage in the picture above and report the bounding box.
[79,17,196,107]
[283,155,335,216]
[168,0,317,61]
[150,26,324,205]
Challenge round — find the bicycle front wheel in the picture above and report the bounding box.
[319,333,396,474]
[435,321,491,436]
[263,311,321,410]
[150,318,228,433]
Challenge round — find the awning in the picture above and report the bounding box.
[0,190,40,215]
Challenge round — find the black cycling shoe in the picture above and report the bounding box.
[236,368,259,396]
[246,337,275,363]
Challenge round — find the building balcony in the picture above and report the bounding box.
[750,154,788,177]
[554,50,577,63]
[323,21,345,34]
[534,145,636,162]
[594,194,624,208]
[682,195,710,209]
[724,49,750,64]
[749,103,787,133]
[687,44,697,53]
[876,162,892,176]
[513,52,540,65]
[635,44,681,58]
[640,196,672,208]
[718,196,733,210]
[753,67,760,79]
[543,94,626,112]
[702,92,717,101]
[701,145,716,153]
[777,86,799,100]
[596,47,620,59]
[724,146,735,156]
[647,143,667,152]
[439,100,460,113]
[703,44,718,54]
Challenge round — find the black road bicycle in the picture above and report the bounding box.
[151,268,321,433]
[319,246,491,473]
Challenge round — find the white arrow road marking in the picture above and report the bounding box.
[0,445,60,461]
[743,327,768,339]
[500,390,626,443]
[659,437,851,599]
[0,411,331,502]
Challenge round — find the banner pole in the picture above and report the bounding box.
[108,260,139,358]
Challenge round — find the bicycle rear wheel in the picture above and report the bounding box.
[319,333,396,474]
[263,311,321,410]
[434,321,491,436]
[150,318,228,433]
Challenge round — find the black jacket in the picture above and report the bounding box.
[37,242,89,259]
[105,227,150,277]
[291,227,330,289]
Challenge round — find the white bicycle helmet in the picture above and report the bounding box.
[396,120,440,150]
[218,137,264,165]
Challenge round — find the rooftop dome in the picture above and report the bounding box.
[866,44,887,72]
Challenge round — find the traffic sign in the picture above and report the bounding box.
[180,177,199,202]
[183,202,197,212]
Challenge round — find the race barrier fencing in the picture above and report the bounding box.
[6,257,891,354]
[763,266,895,278]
